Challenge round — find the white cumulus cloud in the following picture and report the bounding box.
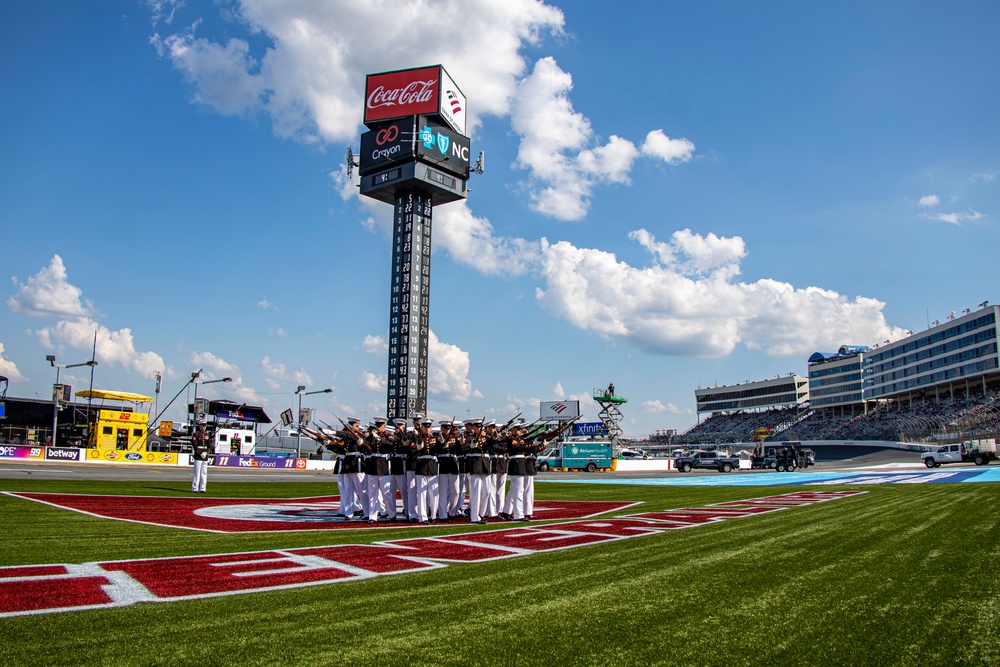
[641,130,695,164]
[8,255,96,319]
[357,371,386,393]
[640,399,687,415]
[0,342,26,382]
[533,230,906,358]
[510,58,694,220]
[151,31,266,116]
[152,0,565,142]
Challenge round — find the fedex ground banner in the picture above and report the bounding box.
[212,455,307,470]
[0,491,863,617]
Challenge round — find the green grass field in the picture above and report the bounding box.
[1,478,997,666]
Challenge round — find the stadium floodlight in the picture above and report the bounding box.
[47,355,98,447]
[295,386,332,456]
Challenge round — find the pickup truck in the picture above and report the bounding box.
[675,451,740,473]
[922,443,998,468]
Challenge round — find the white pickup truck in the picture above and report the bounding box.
[922,443,998,468]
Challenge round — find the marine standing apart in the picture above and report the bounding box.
[191,423,212,493]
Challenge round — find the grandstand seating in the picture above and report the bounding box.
[674,380,1000,444]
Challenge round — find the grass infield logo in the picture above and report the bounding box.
[0,491,863,617]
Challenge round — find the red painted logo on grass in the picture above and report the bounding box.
[0,491,865,617]
[4,492,636,533]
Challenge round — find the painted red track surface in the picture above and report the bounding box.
[6,492,638,533]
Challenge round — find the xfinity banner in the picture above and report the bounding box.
[573,421,608,437]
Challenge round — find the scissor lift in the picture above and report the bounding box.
[593,387,627,445]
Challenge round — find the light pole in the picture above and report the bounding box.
[46,355,98,447]
[296,385,332,456]
[191,371,232,427]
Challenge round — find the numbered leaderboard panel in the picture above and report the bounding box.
[386,191,432,420]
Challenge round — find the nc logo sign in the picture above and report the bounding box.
[421,125,450,155]
[420,125,469,162]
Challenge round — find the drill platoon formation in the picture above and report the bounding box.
[302,414,577,524]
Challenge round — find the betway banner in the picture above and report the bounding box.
[364,65,466,135]
[45,447,81,462]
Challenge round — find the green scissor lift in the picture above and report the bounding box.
[593,388,626,445]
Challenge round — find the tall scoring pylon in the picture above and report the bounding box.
[354,65,471,420]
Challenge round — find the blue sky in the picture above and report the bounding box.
[2,0,998,438]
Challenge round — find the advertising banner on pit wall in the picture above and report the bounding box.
[0,445,45,460]
[45,447,81,462]
[212,455,307,470]
[84,449,178,465]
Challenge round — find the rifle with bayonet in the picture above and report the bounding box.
[526,415,582,445]
[300,424,344,452]
[497,411,523,434]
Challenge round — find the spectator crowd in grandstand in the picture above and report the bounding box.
[667,381,1000,445]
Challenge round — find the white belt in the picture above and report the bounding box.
[510,455,525,458]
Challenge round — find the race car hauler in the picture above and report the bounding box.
[536,441,613,472]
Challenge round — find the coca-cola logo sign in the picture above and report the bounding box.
[365,66,440,125]
[367,79,436,111]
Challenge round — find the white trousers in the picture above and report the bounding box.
[367,475,392,519]
[406,470,418,520]
[336,471,346,514]
[416,474,439,523]
[440,473,461,518]
[391,473,407,519]
[506,475,526,519]
[191,460,208,492]
[342,472,366,516]
[523,476,535,517]
[468,474,489,522]
[488,473,507,516]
